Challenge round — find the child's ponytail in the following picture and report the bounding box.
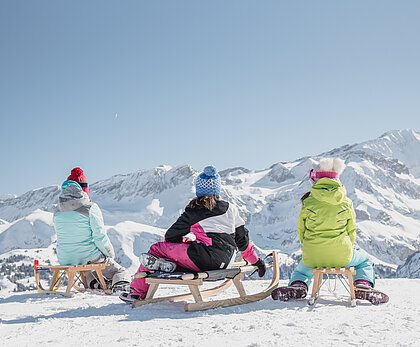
[300,192,311,202]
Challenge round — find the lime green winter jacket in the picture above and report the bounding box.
[297,178,357,267]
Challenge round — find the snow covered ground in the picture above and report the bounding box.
[1,279,419,346]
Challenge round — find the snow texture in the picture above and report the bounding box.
[0,279,419,346]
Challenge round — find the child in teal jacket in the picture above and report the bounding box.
[53,168,130,292]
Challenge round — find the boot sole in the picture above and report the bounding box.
[355,288,389,305]
[271,286,307,301]
[139,253,176,272]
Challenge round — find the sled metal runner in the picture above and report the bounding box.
[309,267,356,307]
[33,261,111,297]
[132,251,279,311]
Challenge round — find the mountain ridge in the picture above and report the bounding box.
[0,129,419,294]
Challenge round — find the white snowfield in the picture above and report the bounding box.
[1,279,419,347]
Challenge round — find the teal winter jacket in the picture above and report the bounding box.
[53,180,114,265]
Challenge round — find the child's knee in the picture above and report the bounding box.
[148,242,165,256]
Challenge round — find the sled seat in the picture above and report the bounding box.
[33,260,111,297]
[309,267,356,307]
[132,251,280,311]
[138,267,241,282]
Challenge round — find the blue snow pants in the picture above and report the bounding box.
[289,249,375,288]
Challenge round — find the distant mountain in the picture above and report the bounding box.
[0,210,55,254]
[396,251,420,278]
[1,129,419,294]
[0,186,60,222]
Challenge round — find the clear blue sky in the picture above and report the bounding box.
[1,1,419,195]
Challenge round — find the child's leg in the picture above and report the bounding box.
[272,260,313,300]
[346,249,375,287]
[129,264,150,296]
[148,242,201,271]
[129,242,200,295]
[288,260,314,288]
[102,258,131,287]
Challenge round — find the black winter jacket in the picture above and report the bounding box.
[165,200,252,271]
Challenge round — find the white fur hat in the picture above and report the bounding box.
[309,158,346,185]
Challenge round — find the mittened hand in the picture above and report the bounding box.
[253,258,266,277]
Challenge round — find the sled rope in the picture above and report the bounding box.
[52,271,67,291]
[327,274,345,301]
[327,274,337,294]
[337,274,352,295]
[325,273,353,300]
[73,272,84,287]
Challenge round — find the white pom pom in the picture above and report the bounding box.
[317,157,345,174]
[318,158,334,172]
[332,158,346,174]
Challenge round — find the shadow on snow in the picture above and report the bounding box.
[1,291,367,325]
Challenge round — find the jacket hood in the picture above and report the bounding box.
[310,178,347,205]
[57,180,92,212]
[61,180,83,193]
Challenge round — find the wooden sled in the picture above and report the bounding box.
[33,260,111,297]
[309,267,356,307]
[132,251,279,311]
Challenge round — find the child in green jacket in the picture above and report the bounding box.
[271,158,388,304]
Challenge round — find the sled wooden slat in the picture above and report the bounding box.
[132,277,234,307]
[34,262,111,297]
[132,251,280,311]
[309,267,356,307]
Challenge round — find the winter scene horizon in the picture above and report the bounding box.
[1,1,420,347]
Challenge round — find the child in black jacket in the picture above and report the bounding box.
[120,166,265,303]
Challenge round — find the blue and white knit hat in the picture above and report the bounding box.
[195,165,221,197]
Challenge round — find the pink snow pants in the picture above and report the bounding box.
[130,242,201,296]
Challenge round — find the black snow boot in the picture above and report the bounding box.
[271,281,308,301]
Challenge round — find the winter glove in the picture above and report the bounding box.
[252,258,266,277]
[105,244,115,259]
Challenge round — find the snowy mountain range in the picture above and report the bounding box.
[1,129,419,294]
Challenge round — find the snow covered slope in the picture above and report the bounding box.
[0,129,419,294]
[0,279,419,346]
[0,210,55,254]
[396,251,420,278]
